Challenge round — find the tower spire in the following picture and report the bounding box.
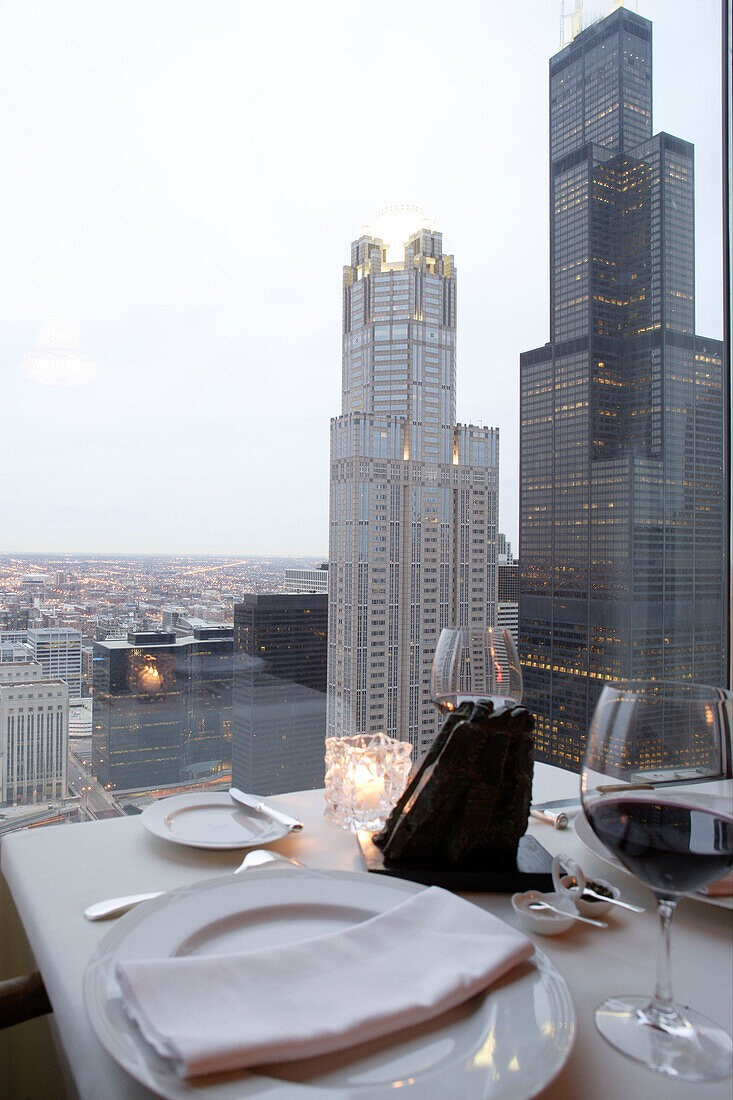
[561,0,638,48]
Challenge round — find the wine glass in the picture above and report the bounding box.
[581,680,733,1081]
[430,626,523,717]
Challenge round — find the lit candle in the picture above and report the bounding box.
[352,761,385,812]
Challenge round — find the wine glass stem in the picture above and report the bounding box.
[651,897,678,1021]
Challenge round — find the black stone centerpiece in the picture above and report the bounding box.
[373,700,534,870]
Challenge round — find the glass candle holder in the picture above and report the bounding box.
[324,732,413,833]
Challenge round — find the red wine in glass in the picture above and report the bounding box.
[585,794,733,898]
[581,679,733,1081]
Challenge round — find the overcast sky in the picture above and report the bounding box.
[0,0,723,556]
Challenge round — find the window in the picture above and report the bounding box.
[0,1,725,828]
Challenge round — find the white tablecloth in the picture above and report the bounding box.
[1,763,731,1099]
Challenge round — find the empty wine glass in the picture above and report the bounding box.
[430,626,523,717]
[581,680,733,1081]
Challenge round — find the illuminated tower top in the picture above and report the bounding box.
[341,210,457,443]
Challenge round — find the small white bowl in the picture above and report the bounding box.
[558,874,621,918]
[511,890,576,936]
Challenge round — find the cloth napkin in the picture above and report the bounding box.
[116,884,533,1079]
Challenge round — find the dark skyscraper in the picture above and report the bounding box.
[232,594,327,795]
[520,8,725,771]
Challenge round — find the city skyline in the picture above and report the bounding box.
[1,0,723,556]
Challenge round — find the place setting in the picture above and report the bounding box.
[82,629,578,1100]
[80,658,732,1098]
[139,786,304,850]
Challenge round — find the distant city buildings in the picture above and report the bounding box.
[328,210,498,755]
[0,556,328,819]
[0,609,29,632]
[232,594,327,795]
[161,606,187,632]
[519,6,725,770]
[0,641,32,664]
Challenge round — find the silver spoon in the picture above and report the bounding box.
[570,882,645,913]
[83,849,304,921]
[527,900,608,928]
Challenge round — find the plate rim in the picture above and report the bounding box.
[140,791,291,850]
[573,810,733,911]
[83,867,576,1100]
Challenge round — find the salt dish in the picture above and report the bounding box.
[557,873,621,918]
[552,853,621,918]
[511,890,577,936]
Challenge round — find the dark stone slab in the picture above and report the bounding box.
[357,830,554,893]
[373,700,535,870]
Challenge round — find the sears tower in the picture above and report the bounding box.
[520,7,725,769]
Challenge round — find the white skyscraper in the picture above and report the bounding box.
[26,627,82,699]
[284,565,329,594]
[0,663,69,806]
[328,208,499,754]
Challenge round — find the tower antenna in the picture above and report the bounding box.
[560,0,583,47]
[561,1,638,48]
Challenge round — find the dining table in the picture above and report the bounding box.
[0,761,731,1100]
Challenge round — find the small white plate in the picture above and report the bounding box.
[573,811,733,911]
[141,792,292,850]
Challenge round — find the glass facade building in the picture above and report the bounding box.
[232,594,327,795]
[92,628,232,790]
[520,8,725,770]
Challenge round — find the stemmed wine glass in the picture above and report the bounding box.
[581,680,733,1080]
[430,626,523,717]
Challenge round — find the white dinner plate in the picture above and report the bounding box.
[573,811,733,911]
[84,868,575,1100]
[141,792,292,850]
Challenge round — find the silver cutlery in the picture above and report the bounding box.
[240,849,306,871]
[570,882,645,913]
[85,851,255,921]
[529,808,569,829]
[527,900,608,928]
[229,787,303,830]
[531,797,581,812]
[84,891,168,921]
[84,849,307,921]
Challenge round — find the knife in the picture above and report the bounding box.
[531,798,581,811]
[531,783,655,812]
[229,788,303,831]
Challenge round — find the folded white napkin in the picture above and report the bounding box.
[116,885,533,1079]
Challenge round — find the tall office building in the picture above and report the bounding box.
[184,625,233,783]
[27,627,82,699]
[329,208,499,754]
[519,7,725,770]
[497,538,519,651]
[0,659,68,806]
[232,594,327,795]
